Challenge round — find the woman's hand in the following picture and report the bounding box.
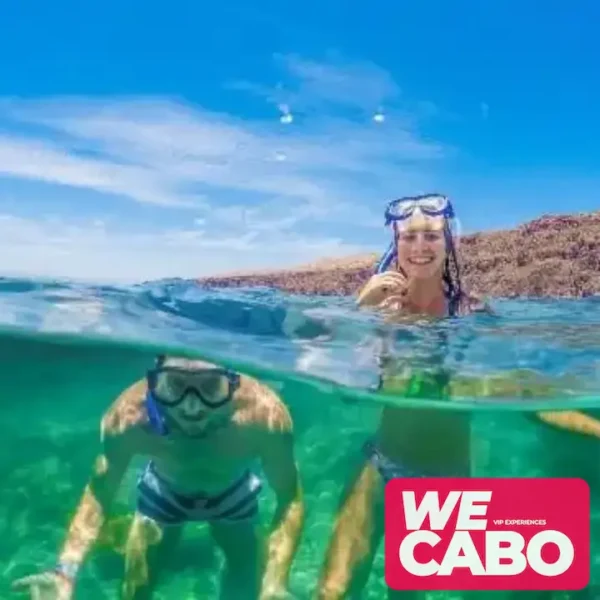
[356,271,408,310]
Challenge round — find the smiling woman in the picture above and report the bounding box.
[358,193,472,317]
[317,194,492,599]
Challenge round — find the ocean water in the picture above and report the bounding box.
[1,277,600,599]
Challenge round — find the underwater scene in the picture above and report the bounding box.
[1,278,600,599]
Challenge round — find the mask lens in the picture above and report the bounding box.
[420,194,447,212]
[150,368,234,407]
[389,198,416,219]
[387,195,449,221]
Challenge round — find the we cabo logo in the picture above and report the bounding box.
[385,478,589,591]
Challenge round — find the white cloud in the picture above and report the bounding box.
[0,54,447,282]
[231,53,401,116]
[280,53,402,110]
[0,214,371,283]
[0,132,197,208]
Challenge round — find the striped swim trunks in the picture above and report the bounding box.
[136,461,263,526]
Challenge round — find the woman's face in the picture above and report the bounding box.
[395,212,447,280]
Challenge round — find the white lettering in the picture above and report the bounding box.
[527,531,574,577]
[402,490,491,531]
[485,531,527,575]
[399,531,441,576]
[399,530,575,576]
[455,491,491,530]
[398,489,574,578]
[402,491,462,531]
[437,531,485,575]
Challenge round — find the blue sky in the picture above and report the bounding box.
[0,0,598,282]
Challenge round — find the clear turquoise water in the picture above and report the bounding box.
[1,277,600,598]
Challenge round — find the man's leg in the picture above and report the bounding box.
[210,519,266,600]
[120,511,184,600]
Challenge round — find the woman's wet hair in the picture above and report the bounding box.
[441,221,463,317]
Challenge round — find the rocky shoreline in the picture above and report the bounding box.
[198,212,600,298]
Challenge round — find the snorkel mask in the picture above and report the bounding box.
[385,193,455,224]
[375,193,463,315]
[144,355,241,435]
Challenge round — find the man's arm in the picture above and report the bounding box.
[56,395,138,581]
[257,403,305,597]
[534,411,600,438]
[459,296,600,438]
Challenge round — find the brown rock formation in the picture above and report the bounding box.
[198,212,600,298]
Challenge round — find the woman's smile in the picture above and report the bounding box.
[407,256,435,265]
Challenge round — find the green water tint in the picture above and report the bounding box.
[381,370,579,402]
[2,328,600,599]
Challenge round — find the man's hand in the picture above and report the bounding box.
[356,272,408,310]
[18,389,139,600]
[12,570,74,600]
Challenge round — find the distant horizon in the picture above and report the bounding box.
[201,207,599,278]
[0,205,595,286]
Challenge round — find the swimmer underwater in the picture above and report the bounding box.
[317,193,600,599]
[13,356,304,600]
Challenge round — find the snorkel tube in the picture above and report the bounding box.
[375,240,396,274]
[145,354,169,435]
[374,196,405,273]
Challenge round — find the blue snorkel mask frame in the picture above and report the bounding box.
[384,193,455,226]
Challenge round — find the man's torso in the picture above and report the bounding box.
[107,376,273,496]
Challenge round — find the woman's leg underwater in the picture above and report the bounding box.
[317,459,386,599]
